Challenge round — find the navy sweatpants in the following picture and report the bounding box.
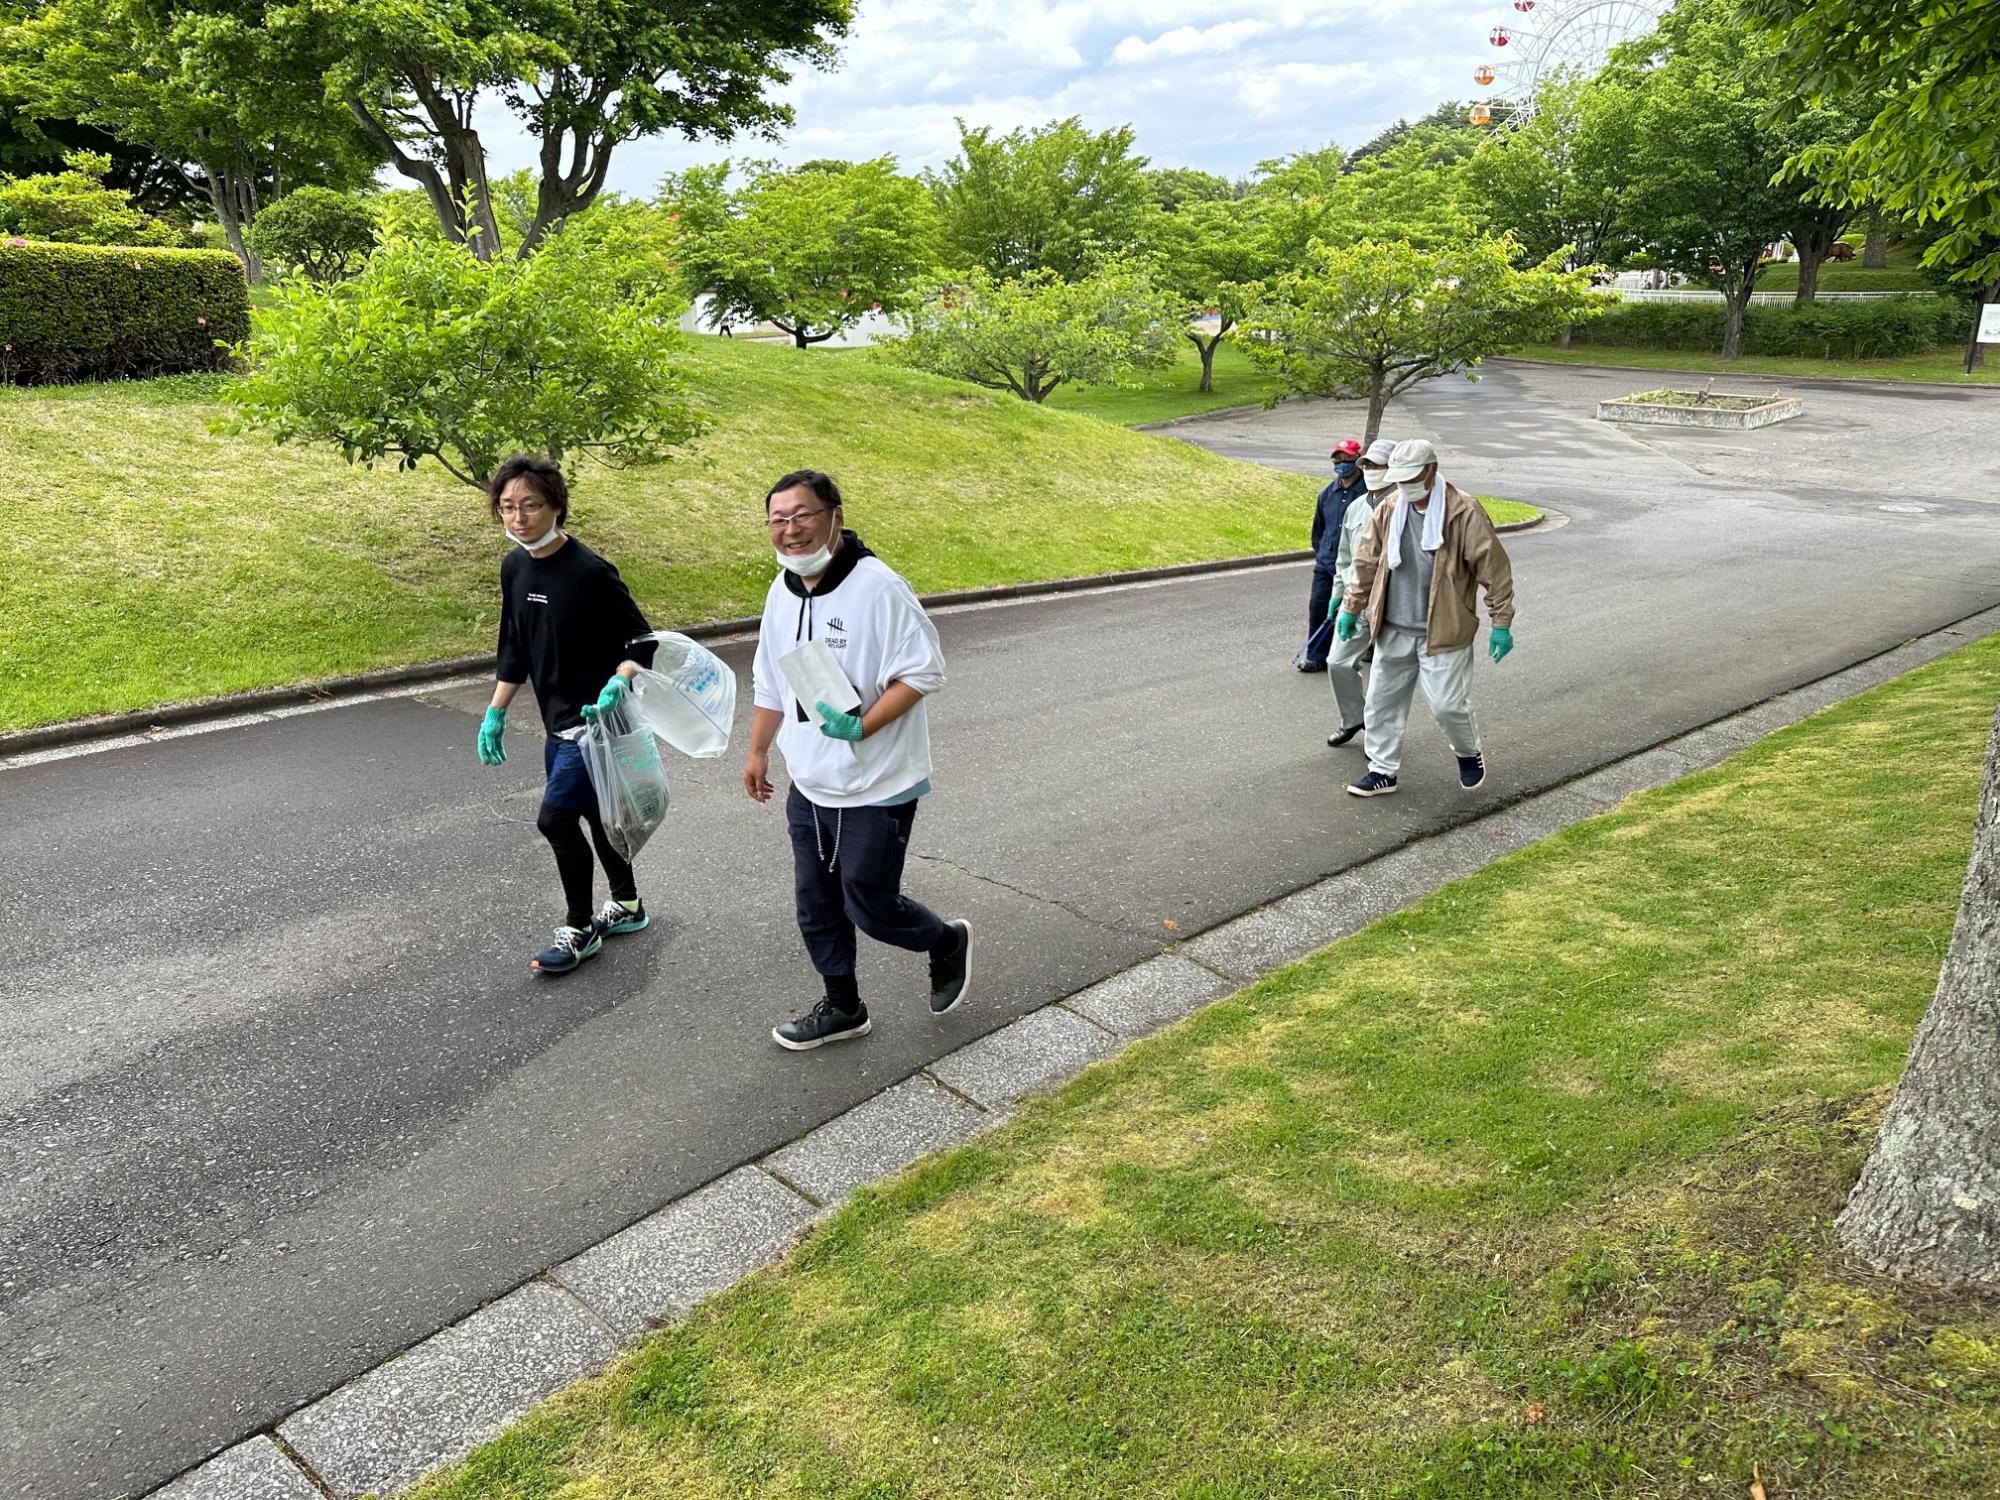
[786,784,946,981]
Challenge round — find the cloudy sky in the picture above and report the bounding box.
[477,1,1519,193]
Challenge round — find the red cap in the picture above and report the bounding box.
[1331,438,1362,458]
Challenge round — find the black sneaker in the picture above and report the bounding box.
[1347,771,1399,798]
[531,923,603,975]
[1296,659,1327,674]
[1326,722,1364,748]
[929,920,972,1015]
[1457,753,1487,790]
[773,998,871,1051]
[596,897,649,936]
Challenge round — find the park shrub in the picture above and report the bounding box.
[0,240,249,383]
[246,187,378,282]
[1571,295,1970,359]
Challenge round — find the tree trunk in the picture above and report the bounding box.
[1863,209,1889,269]
[1198,337,1216,393]
[1362,372,1389,446]
[204,164,260,282]
[1557,322,1574,351]
[1720,265,1756,359]
[1837,704,2000,1289]
[1793,249,1823,306]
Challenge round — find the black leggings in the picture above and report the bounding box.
[538,801,638,931]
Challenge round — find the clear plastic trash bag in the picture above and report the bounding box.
[626,631,737,759]
[580,697,671,862]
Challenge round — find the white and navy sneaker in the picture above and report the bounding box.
[596,897,650,936]
[531,923,603,975]
[773,998,872,1051]
[1347,771,1399,798]
[929,920,973,1015]
[1457,753,1487,790]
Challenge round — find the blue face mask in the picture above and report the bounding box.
[1333,461,1360,481]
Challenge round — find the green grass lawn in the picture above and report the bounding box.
[1507,343,1998,387]
[1479,497,1541,527]
[0,339,1317,733]
[1044,341,1287,427]
[1752,245,1932,294]
[416,633,2000,1500]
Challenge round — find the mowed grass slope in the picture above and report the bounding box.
[417,636,2000,1499]
[0,339,1316,733]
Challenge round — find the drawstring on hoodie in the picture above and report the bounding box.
[812,804,844,872]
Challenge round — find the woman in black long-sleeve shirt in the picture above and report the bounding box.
[476,455,657,974]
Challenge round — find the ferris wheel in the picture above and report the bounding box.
[1470,0,1669,126]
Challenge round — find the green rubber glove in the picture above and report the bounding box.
[1334,610,1361,642]
[1489,626,1514,664]
[580,674,628,726]
[477,706,507,765]
[814,701,865,742]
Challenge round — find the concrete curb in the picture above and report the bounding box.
[143,597,2000,1500]
[1493,354,2000,396]
[0,552,1308,759]
[1,527,1542,764]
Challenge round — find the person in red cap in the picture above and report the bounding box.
[1301,437,1367,672]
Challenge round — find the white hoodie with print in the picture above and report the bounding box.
[752,548,946,808]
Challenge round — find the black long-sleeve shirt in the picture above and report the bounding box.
[495,537,655,736]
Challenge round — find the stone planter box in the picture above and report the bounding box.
[1597,390,1803,429]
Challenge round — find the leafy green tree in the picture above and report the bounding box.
[1237,236,1598,444]
[245,185,376,279]
[1736,0,1999,294]
[1610,2,1807,358]
[0,0,372,277]
[887,262,1179,403]
[1245,134,1470,271]
[1349,101,1485,167]
[928,117,1154,282]
[1147,166,1232,212]
[276,0,851,259]
[1466,73,1640,274]
[0,148,179,242]
[1146,196,1270,392]
[669,157,938,346]
[225,227,704,487]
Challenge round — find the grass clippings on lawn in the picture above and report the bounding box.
[414,633,2000,1500]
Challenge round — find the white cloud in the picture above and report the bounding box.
[459,2,1522,193]
[1111,18,1273,65]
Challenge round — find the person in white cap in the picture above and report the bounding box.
[1334,437,1514,796]
[1323,436,1396,747]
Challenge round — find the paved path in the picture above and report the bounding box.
[5,364,1998,1498]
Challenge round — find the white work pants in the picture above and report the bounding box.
[1326,614,1371,730]
[1362,626,1480,777]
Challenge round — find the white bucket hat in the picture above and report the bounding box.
[1385,437,1437,484]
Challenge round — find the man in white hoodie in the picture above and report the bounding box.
[744,470,973,1051]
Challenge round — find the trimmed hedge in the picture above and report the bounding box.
[1571,295,1970,359]
[0,240,249,383]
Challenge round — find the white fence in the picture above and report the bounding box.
[1610,288,1932,304]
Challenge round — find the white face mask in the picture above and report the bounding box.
[1397,478,1430,502]
[1362,467,1391,494]
[511,518,561,552]
[776,540,836,577]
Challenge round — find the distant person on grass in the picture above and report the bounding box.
[1300,437,1367,672]
[742,469,972,1052]
[1323,436,1396,749]
[1336,438,1515,798]
[476,455,658,974]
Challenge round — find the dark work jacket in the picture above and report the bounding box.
[1312,473,1367,569]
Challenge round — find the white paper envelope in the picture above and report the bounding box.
[777,640,862,728]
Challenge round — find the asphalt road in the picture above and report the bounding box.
[5,362,1999,1498]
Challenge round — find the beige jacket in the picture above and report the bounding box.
[1341,481,1515,654]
